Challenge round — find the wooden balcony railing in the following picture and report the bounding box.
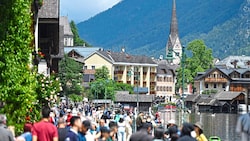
[204,78,228,83]
[114,70,123,74]
[150,91,156,94]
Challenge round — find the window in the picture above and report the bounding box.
[205,83,208,88]
[214,84,217,88]
[169,77,172,82]
[169,87,172,92]
[84,66,87,70]
[222,83,226,88]
[91,66,95,70]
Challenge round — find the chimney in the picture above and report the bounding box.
[121,47,125,53]
[159,55,163,60]
[231,60,238,69]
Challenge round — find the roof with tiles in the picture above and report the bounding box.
[92,50,157,65]
[64,47,101,58]
[38,0,59,19]
[197,97,219,106]
[214,91,245,101]
[215,56,250,69]
[185,94,201,102]
[154,59,178,75]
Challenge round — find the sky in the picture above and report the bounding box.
[60,0,122,23]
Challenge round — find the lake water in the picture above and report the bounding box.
[160,111,242,141]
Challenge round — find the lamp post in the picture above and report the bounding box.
[128,67,140,112]
[166,46,185,96]
[128,66,139,132]
[166,46,186,123]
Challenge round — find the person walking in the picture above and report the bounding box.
[79,120,94,141]
[16,123,33,141]
[177,122,196,141]
[32,106,58,141]
[153,127,165,141]
[98,127,110,141]
[129,123,153,141]
[194,122,207,141]
[236,113,250,141]
[0,114,14,141]
[118,117,126,141]
[57,117,68,141]
[65,116,82,141]
[108,121,118,141]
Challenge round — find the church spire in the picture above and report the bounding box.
[166,0,182,65]
[170,0,178,37]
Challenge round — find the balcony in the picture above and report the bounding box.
[204,78,228,83]
[114,70,123,74]
[134,72,140,75]
[134,81,139,85]
[150,72,156,75]
[143,72,147,75]
[117,80,123,83]
[150,81,156,85]
[150,91,156,94]
[127,80,131,84]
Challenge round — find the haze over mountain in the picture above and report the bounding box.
[77,0,250,59]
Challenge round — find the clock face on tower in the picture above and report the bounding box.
[176,52,180,57]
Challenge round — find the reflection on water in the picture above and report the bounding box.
[161,111,241,141]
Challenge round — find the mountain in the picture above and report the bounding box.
[77,0,250,59]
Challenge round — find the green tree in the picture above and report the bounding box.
[94,66,110,80]
[89,79,134,101]
[89,79,115,100]
[114,82,134,94]
[177,40,213,88]
[70,21,91,46]
[58,55,84,98]
[68,94,83,102]
[0,0,38,134]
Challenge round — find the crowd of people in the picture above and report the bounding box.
[0,102,212,141]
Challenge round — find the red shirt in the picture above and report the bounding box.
[32,120,58,141]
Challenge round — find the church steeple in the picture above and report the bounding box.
[166,0,182,65]
[170,0,178,37]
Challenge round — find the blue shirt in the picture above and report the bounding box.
[21,132,32,141]
[65,129,79,141]
[78,132,86,141]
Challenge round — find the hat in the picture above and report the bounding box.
[194,122,203,130]
[67,109,71,113]
[168,119,176,125]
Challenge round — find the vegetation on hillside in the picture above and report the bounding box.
[77,0,248,58]
[70,20,91,46]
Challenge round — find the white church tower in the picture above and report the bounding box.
[166,0,182,64]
